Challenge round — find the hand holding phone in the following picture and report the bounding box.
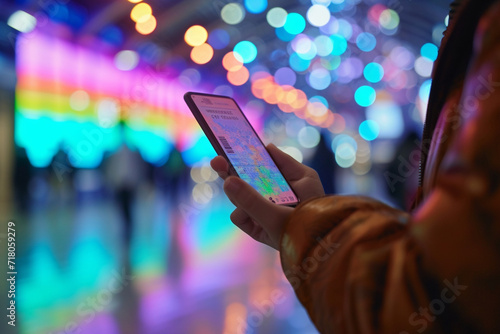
[184,92,299,206]
[210,141,325,250]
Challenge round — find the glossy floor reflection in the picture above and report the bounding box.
[14,171,319,334]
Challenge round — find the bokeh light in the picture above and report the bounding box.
[185,25,208,47]
[208,28,230,49]
[310,95,329,109]
[289,52,310,72]
[330,0,346,13]
[364,62,384,83]
[419,79,432,101]
[114,50,139,71]
[421,43,439,61]
[359,120,380,141]
[331,134,357,152]
[266,7,287,28]
[222,52,243,72]
[314,35,334,56]
[298,126,320,148]
[281,146,304,163]
[307,100,328,117]
[307,5,331,27]
[366,100,404,139]
[130,3,152,23]
[337,57,364,83]
[221,3,245,25]
[308,68,331,90]
[275,26,295,42]
[227,66,250,86]
[292,34,317,60]
[274,67,296,86]
[389,46,415,70]
[8,10,37,33]
[136,15,156,35]
[244,0,267,14]
[283,13,306,35]
[414,56,434,77]
[337,19,353,39]
[330,34,348,55]
[418,79,433,121]
[379,9,400,30]
[233,41,258,63]
[356,32,377,52]
[69,90,90,111]
[355,86,377,107]
[96,98,120,127]
[368,4,387,24]
[335,142,357,168]
[312,0,332,5]
[190,43,214,64]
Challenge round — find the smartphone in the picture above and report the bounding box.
[184,92,299,207]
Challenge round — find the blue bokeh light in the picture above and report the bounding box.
[284,13,306,35]
[337,19,353,39]
[308,68,332,90]
[330,34,348,56]
[233,40,258,63]
[419,79,433,101]
[310,95,329,109]
[99,25,123,46]
[359,120,380,141]
[363,62,384,83]
[421,43,439,61]
[356,32,377,52]
[289,52,310,72]
[354,86,376,107]
[275,26,295,42]
[331,134,357,152]
[208,29,230,49]
[274,67,297,86]
[314,35,334,56]
[244,0,267,14]
[366,101,404,139]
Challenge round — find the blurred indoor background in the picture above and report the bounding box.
[0,0,450,333]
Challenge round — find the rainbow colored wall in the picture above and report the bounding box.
[15,29,206,168]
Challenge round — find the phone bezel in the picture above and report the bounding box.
[184,91,299,207]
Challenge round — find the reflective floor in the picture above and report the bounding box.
[7,169,319,334]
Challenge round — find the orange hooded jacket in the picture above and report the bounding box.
[279,1,500,333]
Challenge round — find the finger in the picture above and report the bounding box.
[210,156,229,179]
[230,208,272,245]
[267,144,324,199]
[231,208,267,239]
[267,144,316,181]
[223,176,290,230]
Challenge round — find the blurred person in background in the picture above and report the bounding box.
[13,146,33,213]
[104,124,149,257]
[211,0,500,332]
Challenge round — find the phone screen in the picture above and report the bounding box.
[187,93,299,206]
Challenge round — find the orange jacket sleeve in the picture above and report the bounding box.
[279,3,500,333]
